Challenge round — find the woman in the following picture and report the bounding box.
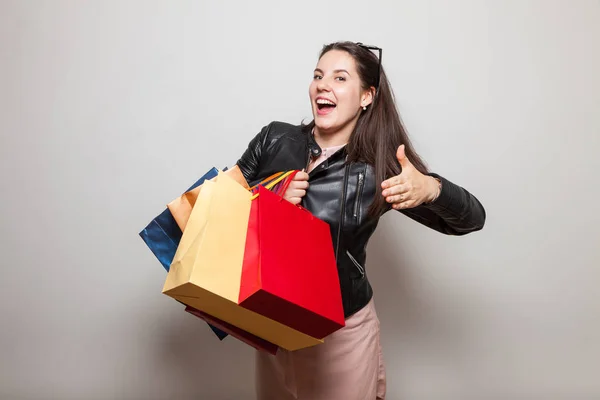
[235,41,486,400]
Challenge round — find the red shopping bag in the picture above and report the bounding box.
[239,171,345,339]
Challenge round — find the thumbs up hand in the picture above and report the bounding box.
[381,145,441,210]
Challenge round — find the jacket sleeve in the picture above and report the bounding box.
[397,173,486,235]
[235,123,272,183]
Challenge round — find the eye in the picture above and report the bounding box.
[313,75,323,80]
[335,76,346,81]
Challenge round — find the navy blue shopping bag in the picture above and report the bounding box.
[139,167,228,340]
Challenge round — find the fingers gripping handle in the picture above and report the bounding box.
[276,170,300,198]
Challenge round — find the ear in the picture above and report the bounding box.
[360,86,376,108]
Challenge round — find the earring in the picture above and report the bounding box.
[363,106,367,110]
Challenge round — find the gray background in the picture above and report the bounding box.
[1,0,599,399]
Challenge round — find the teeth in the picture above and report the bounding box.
[316,99,335,106]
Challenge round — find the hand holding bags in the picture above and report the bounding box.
[163,171,324,351]
[161,169,347,352]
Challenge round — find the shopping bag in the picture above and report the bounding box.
[139,167,219,271]
[138,167,226,340]
[152,169,287,346]
[184,306,278,355]
[162,171,323,351]
[177,171,288,353]
[239,171,345,339]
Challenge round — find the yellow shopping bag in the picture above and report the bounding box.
[162,171,323,351]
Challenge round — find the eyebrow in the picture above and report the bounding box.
[314,68,351,75]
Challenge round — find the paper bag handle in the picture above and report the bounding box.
[249,170,295,200]
[248,171,285,192]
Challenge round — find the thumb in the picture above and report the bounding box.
[396,145,411,168]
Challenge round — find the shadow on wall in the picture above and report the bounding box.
[366,216,481,398]
[152,304,255,399]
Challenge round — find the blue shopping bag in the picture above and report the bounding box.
[139,167,219,272]
[139,167,228,340]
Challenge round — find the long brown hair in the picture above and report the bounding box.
[303,41,430,216]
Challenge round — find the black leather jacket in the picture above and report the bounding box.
[237,121,486,318]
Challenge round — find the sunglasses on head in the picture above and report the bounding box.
[356,42,383,90]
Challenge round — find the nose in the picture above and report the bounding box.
[316,77,331,92]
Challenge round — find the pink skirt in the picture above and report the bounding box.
[255,297,386,399]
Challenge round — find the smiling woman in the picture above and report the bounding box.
[234,41,486,400]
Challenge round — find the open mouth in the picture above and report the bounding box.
[316,98,336,115]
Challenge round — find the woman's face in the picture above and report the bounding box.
[309,50,372,136]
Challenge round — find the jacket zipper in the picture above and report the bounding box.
[335,164,350,262]
[353,171,365,219]
[346,250,365,277]
[304,147,312,172]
